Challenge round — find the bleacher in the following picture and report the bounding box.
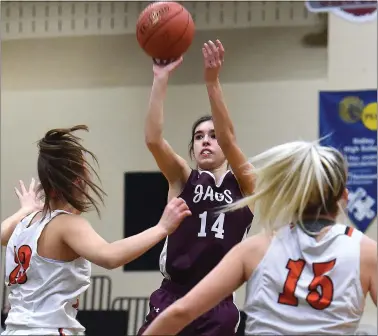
[1,275,246,336]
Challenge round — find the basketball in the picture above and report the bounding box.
[136,1,195,60]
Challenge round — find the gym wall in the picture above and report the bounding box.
[1,5,376,330]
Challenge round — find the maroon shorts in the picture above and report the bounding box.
[138,279,240,336]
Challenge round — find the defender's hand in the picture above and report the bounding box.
[157,197,191,235]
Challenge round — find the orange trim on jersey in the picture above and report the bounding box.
[344,226,354,237]
[72,298,79,310]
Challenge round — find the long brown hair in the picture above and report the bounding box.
[37,125,106,217]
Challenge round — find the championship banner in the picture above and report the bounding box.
[319,90,377,232]
[305,1,377,22]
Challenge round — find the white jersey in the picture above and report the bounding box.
[244,223,365,335]
[4,210,91,333]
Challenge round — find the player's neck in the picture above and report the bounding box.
[302,214,337,222]
[49,200,80,215]
[198,161,229,183]
[301,214,337,241]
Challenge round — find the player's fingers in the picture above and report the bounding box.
[216,39,224,52]
[169,197,181,206]
[29,177,36,192]
[174,56,183,65]
[178,202,189,212]
[19,180,27,194]
[180,210,192,219]
[176,56,184,67]
[153,58,167,67]
[216,40,225,62]
[203,48,212,68]
[208,42,220,67]
[202,47,208,58]
[14,187,21,199]
[204,43,213,57]
[208,40,219,58]
[175,197,186,206]
[203,43,210,54]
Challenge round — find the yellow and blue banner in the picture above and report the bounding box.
[319,90,377,232]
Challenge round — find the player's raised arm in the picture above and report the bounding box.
[145,58,191,189]
[1,178,43,246]
[203,40,255,196]
[61,197,191,270]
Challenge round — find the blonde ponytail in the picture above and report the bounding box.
[226,141,347,234]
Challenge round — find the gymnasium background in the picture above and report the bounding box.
[1,1,376,335]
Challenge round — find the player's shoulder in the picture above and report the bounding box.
[360,233,377,245]
[227,233,268,257]
[17,211,41,227]
[244,231,272,246]
[238,231,272,273]
[360,233,377,260]
[247,232,272,255]
[50,213,90,231]
[48,214,94,247]
[333,223,375,262]
[332,223,365,241]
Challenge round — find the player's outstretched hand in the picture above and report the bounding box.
[203,39,225,84]
[158,197,191,235]
[152,56,184,79]
[14,178,44,214]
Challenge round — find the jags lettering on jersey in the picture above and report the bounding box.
[193,184,233,204]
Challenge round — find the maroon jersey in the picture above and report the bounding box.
[159,169,254,289]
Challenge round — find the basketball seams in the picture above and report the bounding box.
[140,7,184,50]
[136,2,173,42]
[165,11,190,57]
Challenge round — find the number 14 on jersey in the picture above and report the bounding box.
[197,211,225,239]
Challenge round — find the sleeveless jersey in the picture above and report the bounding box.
[244,223,365,335]
[160,169,254,289]
[4,210,91,332]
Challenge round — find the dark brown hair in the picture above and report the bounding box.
[37,125,106,217]
[188,115,213,158]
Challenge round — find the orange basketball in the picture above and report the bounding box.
[136,1,195,60]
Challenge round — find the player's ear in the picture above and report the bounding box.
[341,188,348,203]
